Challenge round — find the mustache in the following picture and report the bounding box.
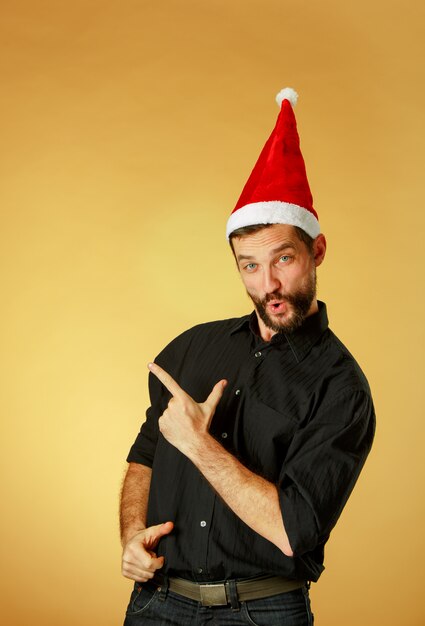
[262,292,293,305]
[264,292,285,302]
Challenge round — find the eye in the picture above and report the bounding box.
[244,263,257,272]
[278,255,291,263]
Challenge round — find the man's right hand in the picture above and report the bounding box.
[121,521,174,582]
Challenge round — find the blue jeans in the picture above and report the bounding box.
[124,579,314,625]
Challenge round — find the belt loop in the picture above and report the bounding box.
[157,575,169,602]
[227,579,240,612]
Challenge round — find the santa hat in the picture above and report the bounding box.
[226,88,320,240]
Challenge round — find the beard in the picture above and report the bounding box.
[248,269,317,334]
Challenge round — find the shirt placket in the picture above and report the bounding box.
[192,490,216,578]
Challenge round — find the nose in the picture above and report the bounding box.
[262,266,281,294]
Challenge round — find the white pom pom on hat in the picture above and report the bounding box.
[275,87,298,108]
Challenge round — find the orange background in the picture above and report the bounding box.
[1,1,424,624]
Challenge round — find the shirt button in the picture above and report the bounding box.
[200,521,207,527]
[221,432,228,439]
[254,351,262,358]
[235,389,241,396]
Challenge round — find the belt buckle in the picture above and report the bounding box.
[199,583,228,606]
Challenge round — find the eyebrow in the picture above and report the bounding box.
[236,242,296,262]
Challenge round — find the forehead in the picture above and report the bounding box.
[232,224,301,258]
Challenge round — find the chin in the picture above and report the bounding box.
[264,309,305,334]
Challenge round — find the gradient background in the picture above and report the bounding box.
[1,1,424,624]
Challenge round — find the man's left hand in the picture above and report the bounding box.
[148,362,227,455]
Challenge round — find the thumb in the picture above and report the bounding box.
[157,521,174,537]
[205,379,227,412]
[143,521,174,547]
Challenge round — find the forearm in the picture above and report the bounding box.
[186,434,293,557]
[120,462,152,546]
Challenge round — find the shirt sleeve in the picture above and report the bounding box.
[126,352,172,467]
[279,388,375,556]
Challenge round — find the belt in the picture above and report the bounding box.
[154,574,305,607]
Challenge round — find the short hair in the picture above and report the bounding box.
[229,224,315,256]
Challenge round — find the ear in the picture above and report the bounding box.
[313,233,327,267]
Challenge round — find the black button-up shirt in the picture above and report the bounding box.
[127,302,375,582]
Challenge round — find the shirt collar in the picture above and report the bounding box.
[230,301,329,362]
[229,315,252,334]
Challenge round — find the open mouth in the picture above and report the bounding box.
[267,301,287,314]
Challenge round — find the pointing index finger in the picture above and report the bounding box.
[148,362,187,398]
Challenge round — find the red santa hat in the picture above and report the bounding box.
[226,88,320,240]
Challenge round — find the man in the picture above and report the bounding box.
[120,88,375,625]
